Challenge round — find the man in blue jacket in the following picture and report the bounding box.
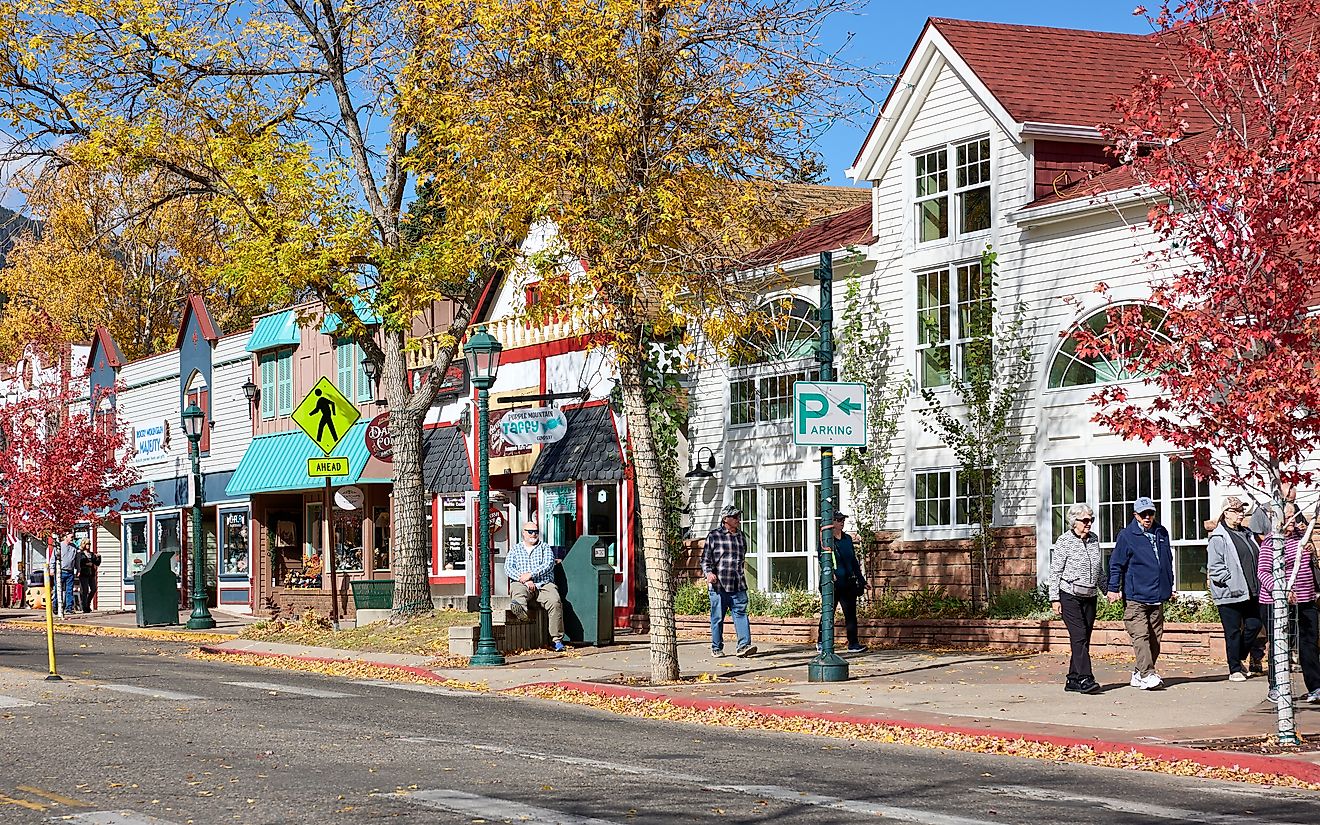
[1107,496,1174,690]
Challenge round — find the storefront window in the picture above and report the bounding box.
[125,518,149,579]
[586,483,619,571]
[372,506,390,572]
[542,484,576,549]
[441,497,466,572]
[155,514,182,577]
[220,511,249,577]
[305,503,323,560]
[334,509,363,572]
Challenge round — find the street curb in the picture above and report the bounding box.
[530,680,1320,785]
[197,644,459,684]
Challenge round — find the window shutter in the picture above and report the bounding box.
[260,355,276,419]
[199,387,210,454]
[357,345,373,402]
[277,351,293,415]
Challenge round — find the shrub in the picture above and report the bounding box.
[863,587,976,620]
[746,588,774,616]
[769,589,821,618]
[986,585,1050,619]
[674,582,708,615]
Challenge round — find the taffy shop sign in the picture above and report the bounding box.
[500,408,568,446]
[133,420,172,464]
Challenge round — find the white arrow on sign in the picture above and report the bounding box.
[792,381,867,447]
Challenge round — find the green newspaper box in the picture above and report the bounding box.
[557,535,615,646]
[134,549,180,627]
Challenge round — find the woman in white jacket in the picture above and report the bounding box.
[1205,496,1262,682]
[1049,503,1105,694]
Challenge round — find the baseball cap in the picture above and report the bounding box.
[832,512,847,522]
[1133,496,1157,515]
[720,504,742,519]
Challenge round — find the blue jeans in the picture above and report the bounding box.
[709,589,751,652]
[60,570,75,612]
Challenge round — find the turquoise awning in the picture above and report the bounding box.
[224,422,389,496]
[320,296,382,334]
[246,311,301,353]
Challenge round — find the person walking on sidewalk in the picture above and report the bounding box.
[1256,504,1320,704]
[76,539,101,613]
[1049,503,1104,694]
[703,504,756,658]
[1206,496,1262,683]
[57,533,77,616]
[505,521,567,652]
[820,513,866,654]
[1107,496,1173,690]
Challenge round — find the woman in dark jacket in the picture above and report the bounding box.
[76,539,101,613]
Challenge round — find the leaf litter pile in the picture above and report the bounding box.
[511,684,1320,792]
[188,648,487,691]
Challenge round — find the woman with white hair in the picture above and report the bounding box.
[1049,503,1105,694]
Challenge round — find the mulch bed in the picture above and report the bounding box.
[1182,735,1320,755]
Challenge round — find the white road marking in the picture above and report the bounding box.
[987,785,1313,825]
[467,743,707,782]
[406,789,622,824]
[0,694,36,708]
[223,681,355,698]
[58,812,182,824]
[351,679,482,698]
[95,685,203,701]
[710,785,996,824]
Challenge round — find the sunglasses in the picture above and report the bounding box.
[1076,518,1093,524]
[524,529,539,534]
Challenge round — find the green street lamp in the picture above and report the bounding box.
[182,402,216,630]
[464,327,505,666]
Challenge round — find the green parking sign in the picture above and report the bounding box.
[792,381,867,447]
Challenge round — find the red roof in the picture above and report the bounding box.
[749,203,875,266]
[173,294,222,350]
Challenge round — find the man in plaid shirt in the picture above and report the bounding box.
[703,504,756,657]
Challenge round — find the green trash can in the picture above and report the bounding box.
[558,535,615,646]
[350,579,395,610]
[134,549,179,627]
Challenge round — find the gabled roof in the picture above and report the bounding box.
[527,404,624,485]
[174,294,222,350]
[747,203,874,267]
[422,426,473,494]
[86,326,126,374]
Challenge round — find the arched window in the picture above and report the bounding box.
[731,297,819,367]
[1048,303,1171,389]
[185,371,210,454]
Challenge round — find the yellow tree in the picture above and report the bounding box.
[0,161,277,361]
[0,0,531,617]
[407,0,872,680]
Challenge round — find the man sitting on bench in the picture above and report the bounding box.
[505,521,566,652]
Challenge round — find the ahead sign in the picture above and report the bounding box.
[792,381,867,447]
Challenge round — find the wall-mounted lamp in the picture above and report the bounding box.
[361,356,387,405]
[685,446,718,479]
[458,406,472,434]
[241,380,258,403]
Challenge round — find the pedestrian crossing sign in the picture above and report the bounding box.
[292,377,361,455]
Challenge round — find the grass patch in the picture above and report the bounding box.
[239,609,479,656]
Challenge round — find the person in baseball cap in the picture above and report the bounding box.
[1106,494,1174,690]
[702,503,755,658]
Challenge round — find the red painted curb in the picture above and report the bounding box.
[526,680,1320,785]
[197,644,449,683]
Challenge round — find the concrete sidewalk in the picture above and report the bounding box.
[6,607,1320,783]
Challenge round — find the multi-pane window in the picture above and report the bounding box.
[733,488,758,591]
[1048,304,1173,389]
[917,260,991,389]
[728,369,816,426]
[729,297,819,427]
[765,485,808,591]
[915,471,952,527]
[267,349,293,416]
[1096,459,1159,543]
[1051,464,1087,542]
[914,137,991,244]
[955,468,992,527]
[730,379,755,426]
[1169,460,1210,591]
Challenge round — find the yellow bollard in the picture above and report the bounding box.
[43,540,60,681]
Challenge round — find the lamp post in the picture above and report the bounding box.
[181,402,216,630]
[464,327,504,666]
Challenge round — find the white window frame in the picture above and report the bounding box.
[732,483,820,593]
[912,469,985,530]
[915,258,990,389]
[913,135,992,247]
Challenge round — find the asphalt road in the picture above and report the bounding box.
[1,628,1318,825]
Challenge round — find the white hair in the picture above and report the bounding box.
[1067,503,1094,524]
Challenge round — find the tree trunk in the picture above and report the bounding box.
[384,327,434,618]
[1267,474,1298,744]
[618,351,678,683]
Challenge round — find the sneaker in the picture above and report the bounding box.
[510,601,528,622]
[1306,689,1320,704]
[1142,672,1164,690]
[1129,671,1145,688]
[711,648,724,657]
[1064,680,1084,693]
[735,644,757,658]
[846,644,868,653]
[552,640,566,652]
[1229,671,1247,682]
[1078,678,1102,694]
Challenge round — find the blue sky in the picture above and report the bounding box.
[815,1,1149,184]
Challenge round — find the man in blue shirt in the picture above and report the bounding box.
[1107,496,1174,690]
[505,521,566,651]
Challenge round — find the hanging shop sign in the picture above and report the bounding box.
[334,485,365,511]
[499,407,569,447]
[364,411,392,461]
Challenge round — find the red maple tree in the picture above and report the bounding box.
[0,342,150,540]
[1085,0,1320,743]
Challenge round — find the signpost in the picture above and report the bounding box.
[291,377,361,630]
[792,382,867,448]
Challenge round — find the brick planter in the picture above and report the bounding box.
[675,615,1224,656]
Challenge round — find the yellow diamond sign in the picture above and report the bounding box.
[292,377,361,455]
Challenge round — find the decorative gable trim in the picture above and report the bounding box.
[848,25,1020,183]
[174,294,222,350]
[86,326,126,374]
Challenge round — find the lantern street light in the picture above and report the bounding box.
[464,327,504,666]
[181,402,215,630]
[241,379,258,403]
